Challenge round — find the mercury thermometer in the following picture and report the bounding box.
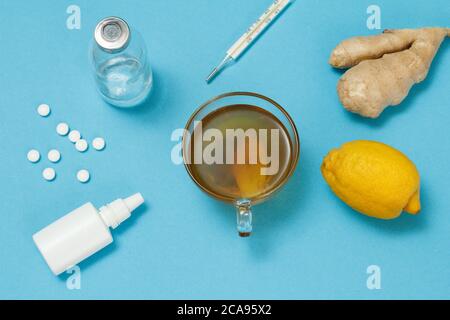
[206,0,293,83]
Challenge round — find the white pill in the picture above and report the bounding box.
[68,130,81,143]
[92,137,106,151]
[77,169,90,183]
[27,149,40,163]
[47,149,61,163]
[56,122,70,136]
[37,104,51,117]
[42,168,56,181]
[75,139,88,152]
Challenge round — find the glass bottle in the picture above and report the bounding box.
[90,17,153,108]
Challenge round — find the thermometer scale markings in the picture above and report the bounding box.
[206,0,292,83]
[228,0,290,57]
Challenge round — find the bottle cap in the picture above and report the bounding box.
[94,16,130,53]
[99,193,145,229]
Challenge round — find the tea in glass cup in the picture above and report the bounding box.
[183,92,299,237]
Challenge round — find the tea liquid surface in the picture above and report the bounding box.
[187,104,294,202]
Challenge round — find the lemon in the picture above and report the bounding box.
[321,140,421,219]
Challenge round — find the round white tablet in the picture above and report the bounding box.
[37,104,51,117]
[76,169,90,183]
[42,168,56,181]
[75,139,88,152]
[68,130,81,143]
[47,149,61,163]
[27,149,40,163]
[92,137,106,151]
[56,122,70,136]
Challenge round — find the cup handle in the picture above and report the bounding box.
[235,199,252,237]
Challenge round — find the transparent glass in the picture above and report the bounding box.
[90,28,153,108]
[183,92,300,237]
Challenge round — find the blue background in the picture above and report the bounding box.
[0,0,449,299]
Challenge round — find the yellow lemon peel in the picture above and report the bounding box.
[321,140,421,219]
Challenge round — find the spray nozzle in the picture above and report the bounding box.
[100,193,144,229]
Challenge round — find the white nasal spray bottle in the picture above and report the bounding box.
[33,193,144,275]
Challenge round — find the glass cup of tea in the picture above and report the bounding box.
[182,92,300,237]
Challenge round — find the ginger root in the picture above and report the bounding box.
[330,28,449,118]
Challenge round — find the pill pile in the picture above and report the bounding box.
[28,103,107,184]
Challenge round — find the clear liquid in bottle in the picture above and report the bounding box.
[91,17,153,108]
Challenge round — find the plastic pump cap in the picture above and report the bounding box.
[99,193,144,229]
[94,16,130,53]
[125,193,145,212]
